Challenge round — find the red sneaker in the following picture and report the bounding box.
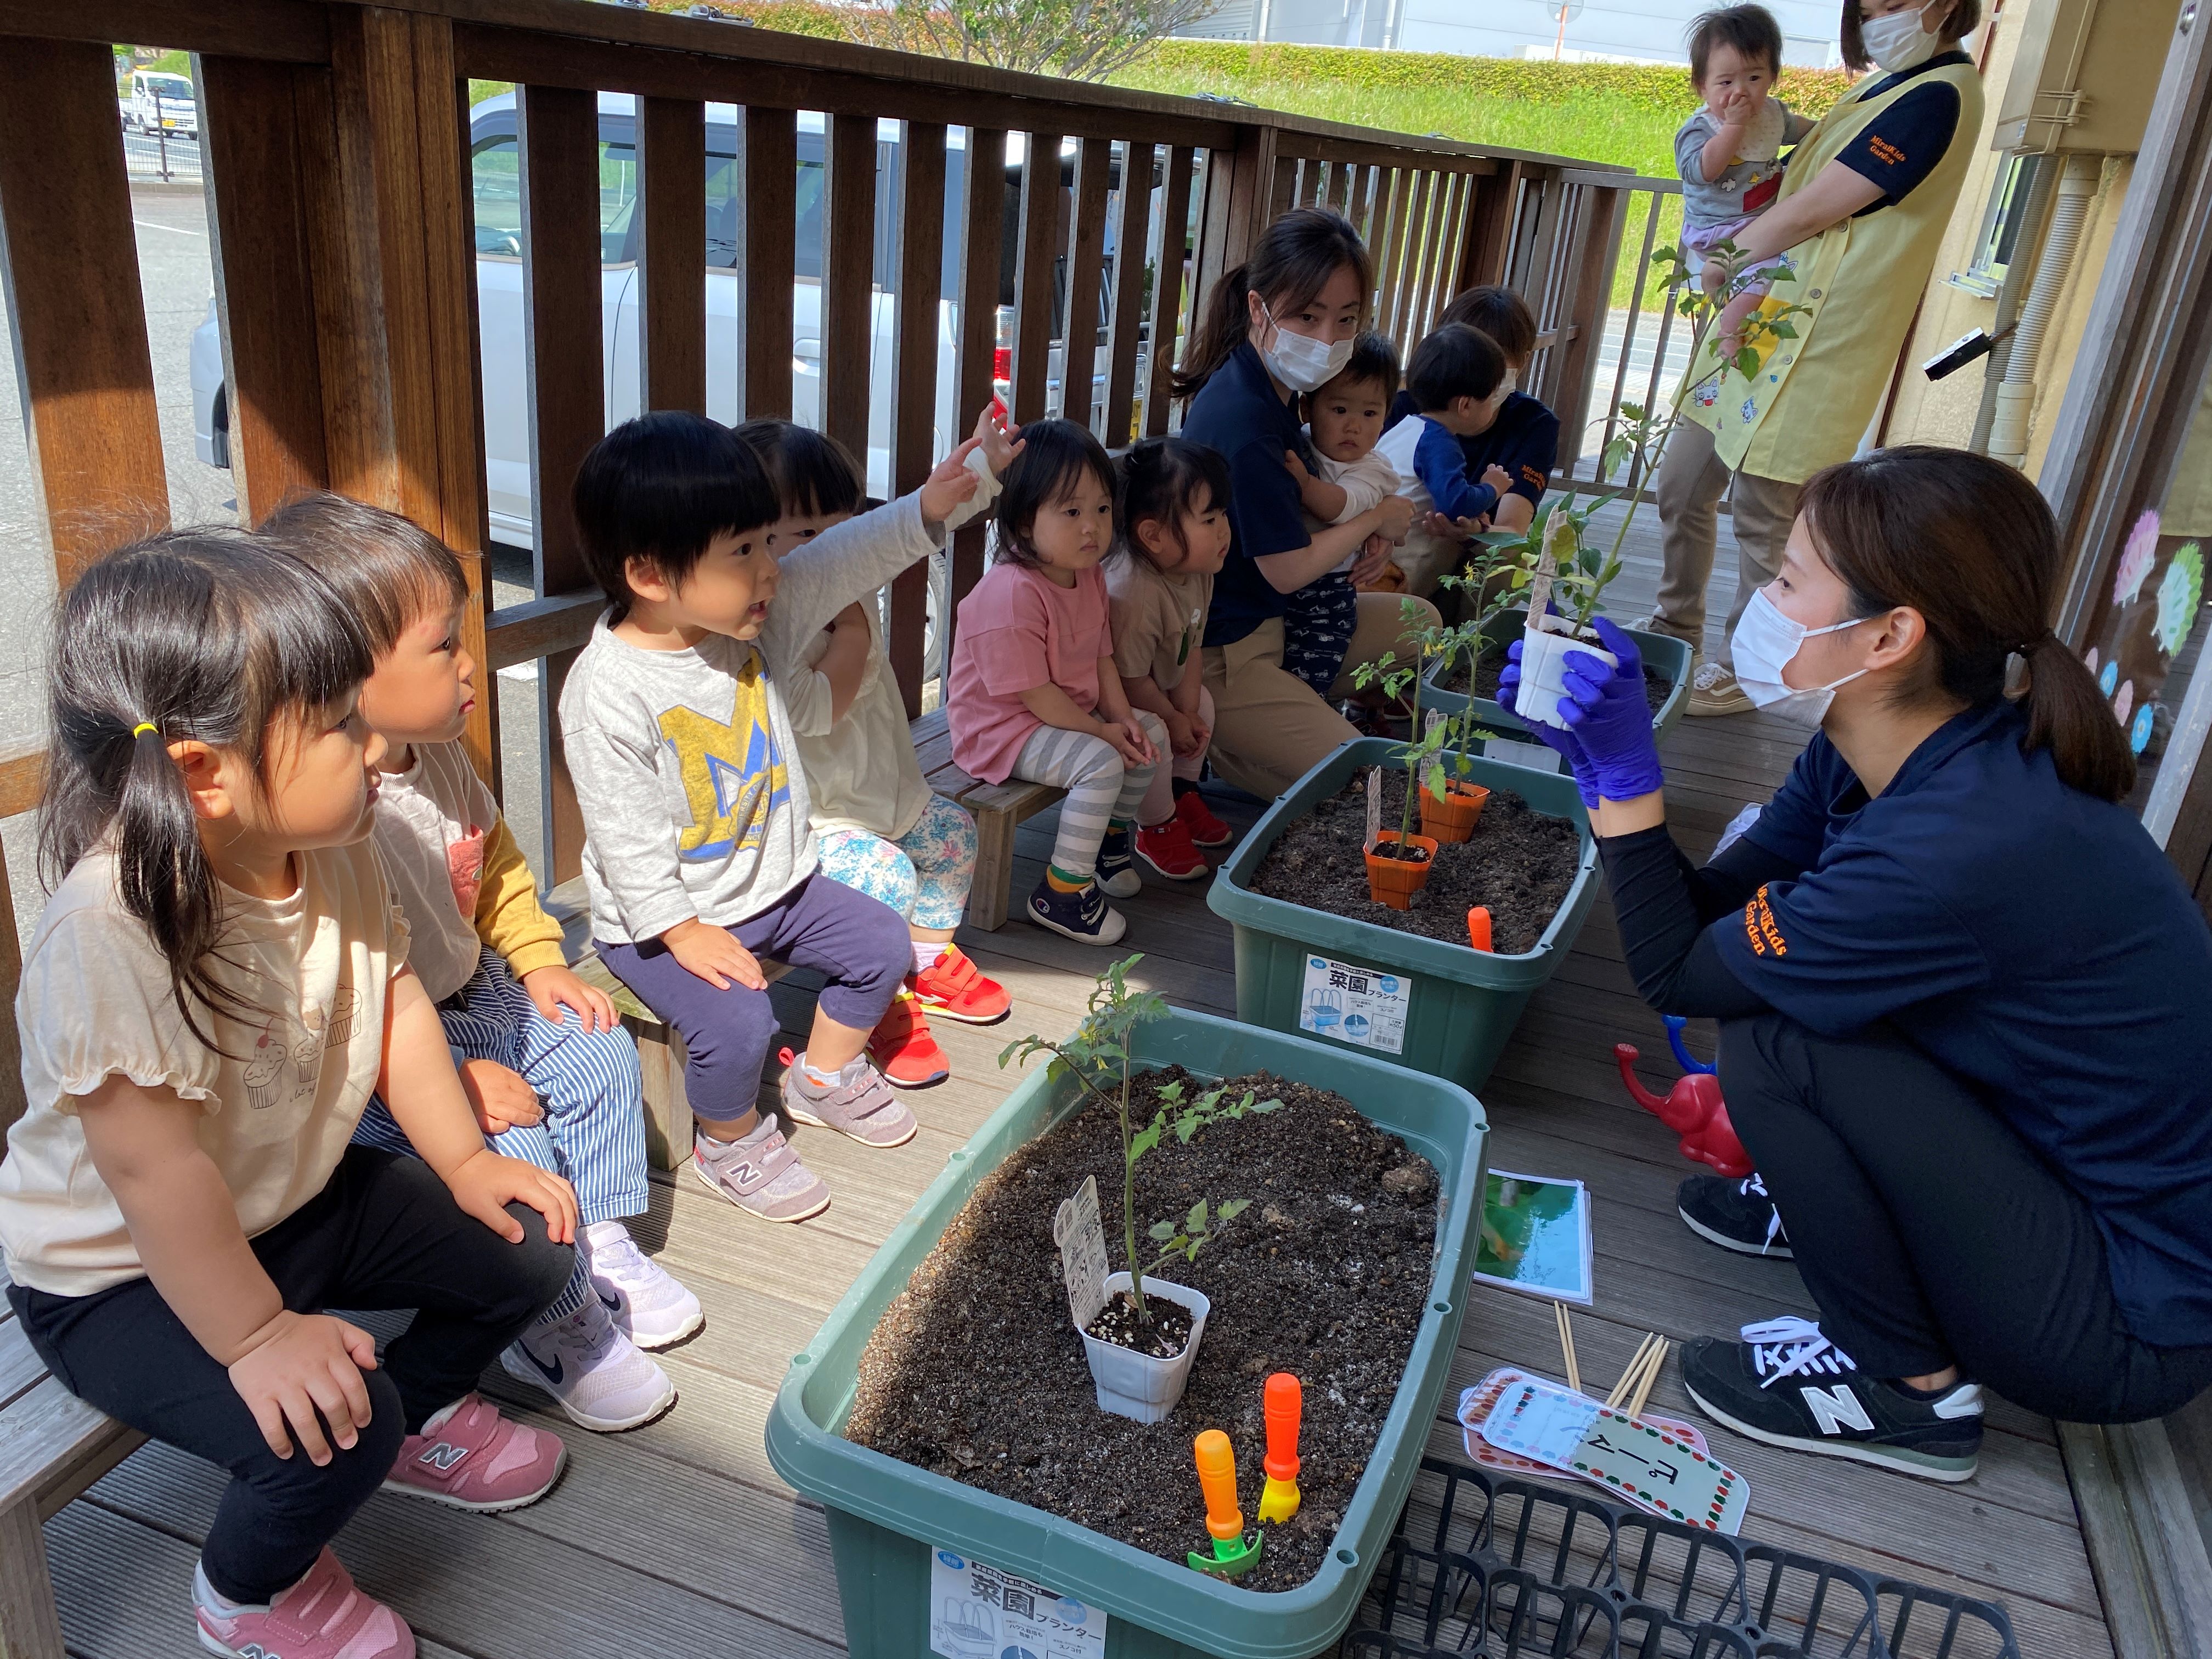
[911,945,1011,1025]
[868,988,950,1088]
[1173,788,1233,848]
[1135,817,1209,880]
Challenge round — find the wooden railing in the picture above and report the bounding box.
[0,0,1647,1127]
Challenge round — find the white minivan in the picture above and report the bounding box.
[193,92,1152,550]
[123,69,196,137]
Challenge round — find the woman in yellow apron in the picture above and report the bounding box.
[1650,0,1985,716]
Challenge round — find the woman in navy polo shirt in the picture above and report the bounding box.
[1504,447,2212,1482]
[1174,209,1426,800]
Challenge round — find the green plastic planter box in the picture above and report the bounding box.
[1421,607,1694,741]
[1206,736,1599,1093]
[765,1006,1488,1659]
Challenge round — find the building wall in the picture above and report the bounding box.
[1396,0,1842,65]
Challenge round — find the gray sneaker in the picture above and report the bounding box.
[692,1120,831,1223]
[1687,660,1754,718]
[781,1051,918,1148]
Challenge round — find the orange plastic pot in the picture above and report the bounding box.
[1364,831,1438,910]
[1419,780,1490,844]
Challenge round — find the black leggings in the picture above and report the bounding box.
[8,1146,573,1602]
[1723,1010,2212,1423]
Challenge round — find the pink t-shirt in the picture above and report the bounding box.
[946,561,1115,784]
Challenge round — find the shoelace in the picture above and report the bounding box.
[1742,1316,1858,1389]
[591,1227,651,1283]
[1741,1172,1786,1251]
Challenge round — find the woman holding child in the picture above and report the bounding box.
[1174,208,1431,800]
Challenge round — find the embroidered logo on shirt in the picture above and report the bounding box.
[1743,884,1788,957]
[1520,463,1547,489]
[658,657,792,861]
[1867,135,1906,167]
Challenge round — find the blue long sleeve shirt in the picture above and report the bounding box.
[1412,415,1500,523]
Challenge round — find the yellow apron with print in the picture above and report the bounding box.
[1679,60,1983,484]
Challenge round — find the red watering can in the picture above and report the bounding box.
[1614,1040,1752,1178]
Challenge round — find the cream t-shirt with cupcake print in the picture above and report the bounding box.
[0,840,409,1297]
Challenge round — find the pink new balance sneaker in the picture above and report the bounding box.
[381,1393,567,1512]
[193,1549,413,1658]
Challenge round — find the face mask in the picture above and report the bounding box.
[1496,375,1518,402]
[1861,4,1941,71]
[1730,589,1869,725]
[1258,300,1354,394]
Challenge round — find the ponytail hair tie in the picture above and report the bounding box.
[132,721,159,738]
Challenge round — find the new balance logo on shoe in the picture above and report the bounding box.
[238,1646,279,1658]
[417,1440,471,1471]
[1800,1384,1875,1436]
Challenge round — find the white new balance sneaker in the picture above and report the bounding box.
[583,1218,704,1350]
[500,1289,676,1432]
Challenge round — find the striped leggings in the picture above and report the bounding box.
[1012,709,1169,879]
[353,947,647,1323]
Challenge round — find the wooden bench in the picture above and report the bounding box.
[0,1274,143,1658]
[910,708,1065,932]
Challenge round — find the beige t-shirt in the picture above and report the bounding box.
[0,841,409,1296]
[372,740,497,1003]
[1106,557,1212,695]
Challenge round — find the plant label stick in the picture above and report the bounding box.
[1425,706,1443,738]
[1052,1175,1110,1332]
[1527,565,1555,630]
[1366,767,1383,846]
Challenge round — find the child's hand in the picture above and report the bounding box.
[1165,709,1209,758]
[1373,494,1417,542]
[1481,464,1514,499]
[919,436,986,524]
[228,1310,379,1464]
[1103,716,1156,768]
[445,1146,578,1245]
[459,1057,543,1135]
[1719,86,1758,127]
[972,402,1024,475]
[661,916,768,992]
[1350,532,1396,588]
[519,963,617,1034]
[1283,448,1312,486]
[1429,511,1490,541]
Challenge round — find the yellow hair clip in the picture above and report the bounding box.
[132,722,158,738]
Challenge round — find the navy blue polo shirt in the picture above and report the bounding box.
[1719,702,2212,1347]
[1387,388,1561,507]
[1839,50,1972,215]
[1180,342,1316,648]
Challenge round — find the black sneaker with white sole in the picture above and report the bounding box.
[1681,1316,1983,1482]
[1026,877,1127,944]
[1678,1172,1792,1257]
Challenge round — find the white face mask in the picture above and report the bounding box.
[1494,376,1517,404]
[1730,589,1869,725]
[1257,300,1355,394]
[1860,4,1942,71]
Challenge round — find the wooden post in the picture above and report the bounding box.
[0,1500,65,1659]
[1549,184,1627,475]
[740,104,797,421]
[1459,159,1525,294]
[946,124,1006,659]
[1195,123,1278,325]
[888,119,946,714]
[1102,140,1155,447]
[0,36,168,583]
[1141,145,1195,438]
[639,94,707,415]
[820,111,876,464]
[1059,136,1111,426]
[518,82,602,882]
[1011,129,1064,423]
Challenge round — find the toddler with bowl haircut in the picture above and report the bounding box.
[560,411,983,1226]
[1280,330,1404,696]
[267,494,699,1435]
[736,409,1020,1092]
[1375,323,1521,599]
[945,418,1171,946]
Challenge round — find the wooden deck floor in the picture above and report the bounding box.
[44,506,2112,1657]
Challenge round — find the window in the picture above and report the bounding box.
[599,142,637,265]
[1948,154,2042,299]
[472,136,523,259]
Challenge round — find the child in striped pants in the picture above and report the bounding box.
[267,494,702,1437]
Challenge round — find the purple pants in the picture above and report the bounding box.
[595,872,910,1120]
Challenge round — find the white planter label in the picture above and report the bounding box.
[928,1548,1109,1659]
[1299,953,1409,1054]
[1365,766,1383,845]
[1051,1175,1109,1332]
[1486,736,1562,775]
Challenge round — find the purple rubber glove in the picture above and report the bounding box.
[1555,616,1666,803]
[1497,637,1600,808]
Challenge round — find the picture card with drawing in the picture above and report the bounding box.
[1471,1170,1593,1306]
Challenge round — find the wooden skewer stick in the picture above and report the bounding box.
[1555,1302,1582,1396]
[1629,1340,1670,1420]
[1607,1333,1661,1410]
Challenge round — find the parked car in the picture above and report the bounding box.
[192,92,1164,552]
[122,69,196,136]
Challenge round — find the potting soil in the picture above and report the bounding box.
[1441,647,1672,713]
[1246,769,1580,951]
[1086,1290,1195,1357]
[845,1065,1440,1593]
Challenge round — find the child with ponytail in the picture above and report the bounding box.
[0,532,578,1659]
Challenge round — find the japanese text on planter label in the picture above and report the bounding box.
[1299,954,1408,1054]
[928,1548,1108,1659]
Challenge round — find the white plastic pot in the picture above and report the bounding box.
[1517,618,1617,731]
[1077,1272,1210,1423]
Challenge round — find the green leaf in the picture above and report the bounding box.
[1217,1198,1251,1223]
[1426,761,1446,802]
[1175,1116,1200,1144]
[1156,1080,1183,1104]
[1130,1120,1163,1161]
[1252,1097,1284,1114]
[1733,346,1759,379]
[1148,1219,1177,1240]
[1187,1198,1209,1232]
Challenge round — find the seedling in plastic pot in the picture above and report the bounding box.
[1001,957,1279,1327]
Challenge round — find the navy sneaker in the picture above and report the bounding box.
[1678,1172,1791,1257]
[1026,878,1127,944]
[1681,1317,1983,1483]
[1094,828,1142,898]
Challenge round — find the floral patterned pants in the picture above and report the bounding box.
[815,793,980,932]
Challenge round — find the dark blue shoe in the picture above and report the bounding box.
[1026,878,1127,944]
[1094,828,1142,898]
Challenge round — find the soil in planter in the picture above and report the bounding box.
[1370,842,1430,864]
[1441,644,1672,713]
[1248,768,1580,951]
[1086,1290,1194,1357]
[845,1066,1440,1594]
